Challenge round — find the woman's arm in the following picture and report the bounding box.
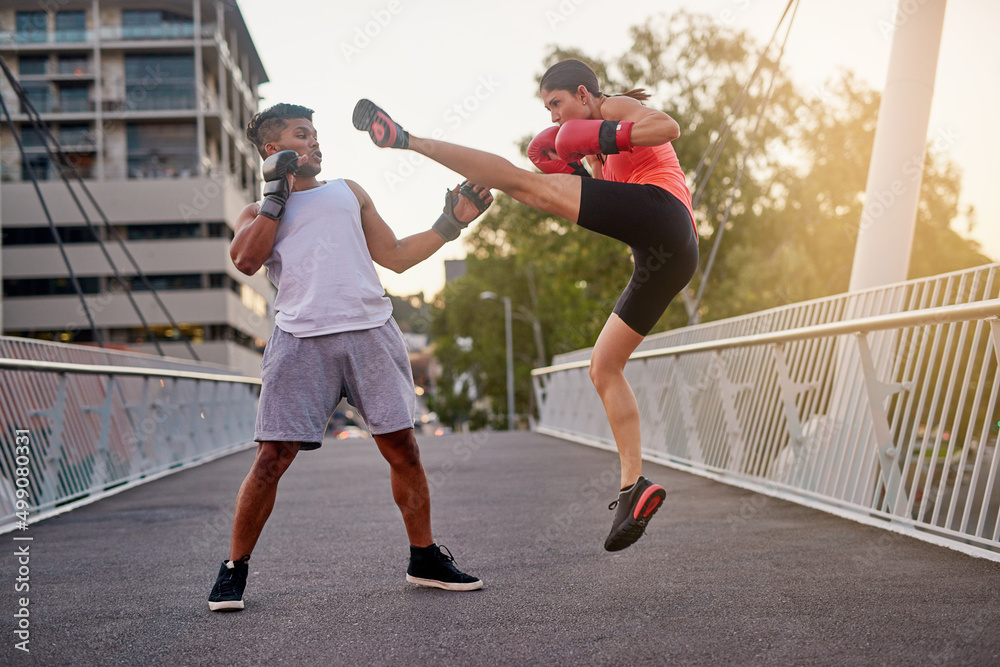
[599,95,680,147]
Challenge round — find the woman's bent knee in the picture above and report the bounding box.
[589,358,620,394]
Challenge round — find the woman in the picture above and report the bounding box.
[354,59,699,552]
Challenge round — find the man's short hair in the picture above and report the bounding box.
[246,103,314,158]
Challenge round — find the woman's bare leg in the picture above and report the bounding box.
[407,135,582,223]
[588,314,646,489]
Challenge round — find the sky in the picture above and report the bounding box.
[233,0,999,299]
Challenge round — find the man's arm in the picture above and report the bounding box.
[230,150,302,275]
[347,179,492,274]
[230,203,281,275]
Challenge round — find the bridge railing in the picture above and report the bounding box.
[534,263,1000,561]
[0,338,259,533]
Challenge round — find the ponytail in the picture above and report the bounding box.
[616,88,650,102]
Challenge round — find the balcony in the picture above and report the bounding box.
[0,24,215,47]
[19,99,93,115]
[16,64,94,80]
[100,23,216,42]
[0,30,94,47]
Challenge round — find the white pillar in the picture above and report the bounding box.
[848,0,947,292]
[193,0,206,176]
[0,131,3,333]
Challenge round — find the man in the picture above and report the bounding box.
[209,103,491,611]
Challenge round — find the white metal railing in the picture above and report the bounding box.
[0,338,259,533]
[534,263,1000,561]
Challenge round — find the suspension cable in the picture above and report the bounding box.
[0,60,165,356]
[689,0,798,206]
[685,0,801,323]
[0,56,199,360]
[0,91,104,346]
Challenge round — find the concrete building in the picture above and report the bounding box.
[0,0,272,376]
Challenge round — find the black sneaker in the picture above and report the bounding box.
[208,557,249,611]
[352,99,410,149]
[604,476,667,552]
[406,544,483,591]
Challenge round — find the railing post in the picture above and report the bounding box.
[711,351,752,472]
[769,343,820,485]
[81,375,118,487]
[30,373,70,506]
[666,356,705,465]
[991,318,1000,366]
[855,332,915,517]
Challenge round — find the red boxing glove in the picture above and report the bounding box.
[555,119,634,162]
[527,126,590,177]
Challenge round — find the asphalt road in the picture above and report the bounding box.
[2,431,998,666]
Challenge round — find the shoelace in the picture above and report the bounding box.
[436,545,457,564]
[216,563,247,597]
[608,500,619,510]
[216,571,239,597]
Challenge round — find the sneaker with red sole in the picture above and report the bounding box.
[353,98,409,149]
[604,476,666,552]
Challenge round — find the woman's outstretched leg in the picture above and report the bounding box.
[354,99,582,222]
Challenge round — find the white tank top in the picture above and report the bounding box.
[262,179,392,336]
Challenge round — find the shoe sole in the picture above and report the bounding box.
[634,484,666,520]
[352,99,405,148]
[208,599,244,611]
[604,483,667,551]
[352,99,388,143]
[406,574,483,591]
[352,99,375,131]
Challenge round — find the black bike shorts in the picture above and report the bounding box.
[577,178,699,336]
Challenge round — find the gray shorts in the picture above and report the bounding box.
[254,319,416,449]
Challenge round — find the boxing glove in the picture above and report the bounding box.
[433,181,492,242]
[555,119,634,162]
[258,150,299,220]
[527,126,591,177]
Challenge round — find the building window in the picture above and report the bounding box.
[19,56,47,76]
[241,284,267,318]
[2,226,98,246]
[126,223,201,240]
[22,155,50,181]
[57,54,90,77]
[3,277,101,298]
[121,10,194,40]
[19,83,51,113]
[54,151,95,179]
[59,124,94,148]
[207,222,231,239]
[124,54,195,111]
[127,122,197,178]
[16,11,47,44]
[128,274,203,291]
[57,83,90,112]
[55,11,86,43]
[20,126,47,147]
[107,325,200,343]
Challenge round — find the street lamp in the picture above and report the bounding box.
[479,291,515,431]
[512,306,546,370]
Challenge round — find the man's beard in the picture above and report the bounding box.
[296,161,322,178]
